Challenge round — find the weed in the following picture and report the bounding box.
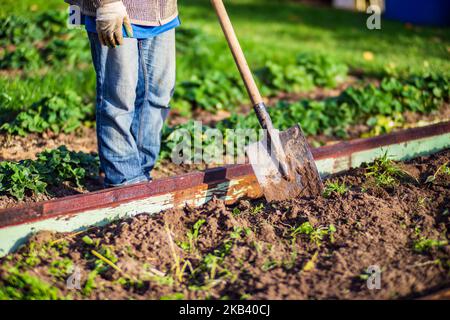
[48,258,73,280]
[413,237,448,253]
[262,259,279,271]
[178,219,206,253]
[425,162,450,184]
[323,181,348,197]
[0,267,62,300]
[365,152,408,187]
[160,293,185,300]
[148,274,174,286]
[302,251,319,272]
[91,249,123,275]
[240,293,252,300]
[291,222,336,247]
[165,226,194,283]
[83,270,98,296]
[199,227,247,280]
[232,207,241,216]
[251,203,264,215]
[417,197,429,208]
[82,236,94,246]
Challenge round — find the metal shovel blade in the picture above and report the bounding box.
[246,125,323,202]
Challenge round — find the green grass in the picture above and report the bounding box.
[182,0,450,76]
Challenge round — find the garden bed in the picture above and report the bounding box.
[1,114,449,210]
[0,149,448,300]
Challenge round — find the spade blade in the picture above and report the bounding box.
[246,125,323,202]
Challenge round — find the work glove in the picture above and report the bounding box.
[96,1,133,48]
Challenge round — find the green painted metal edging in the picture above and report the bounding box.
[0,178,255,256]
[0,125,449,256]
[317,133,450,177]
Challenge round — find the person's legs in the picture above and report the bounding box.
[132,29,175,179]
[88,32,148,187]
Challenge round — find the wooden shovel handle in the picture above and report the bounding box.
[211,0,263,105]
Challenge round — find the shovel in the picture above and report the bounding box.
[211,0,323,201]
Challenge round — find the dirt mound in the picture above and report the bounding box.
[0,150,449,300]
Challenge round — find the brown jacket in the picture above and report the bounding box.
[65,0,178,26]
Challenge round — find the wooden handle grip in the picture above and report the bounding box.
[211,0,263,105]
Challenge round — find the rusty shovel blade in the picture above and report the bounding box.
[246,125,323,202]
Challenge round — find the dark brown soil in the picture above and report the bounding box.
[1,150,448,300]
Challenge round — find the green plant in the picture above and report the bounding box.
[165,226,194,283]
[261,259,279,271]
[83,270,98,296]
[251,203,264,215]
[256,53,348,94]
[199,227,247,281]
[0,146,99,200]
[0,11,90,71]
[232,207,241,216]
[160,73,449,163]
[178,219,206,253]
[296,53,348,87]
[425,162,450,183]
[160,292,185,300]
[82,236,95,246]
[35,146,99,188]
[0,267,62,300]
[256,61,314,94]
[323,181,348,197]
[0,161,47,200]
[48,258,73,280]
[173,72,245,113]
[365,152,408,187]
[1,90,94,136]
[413,237,447,253]
[291,222,336,247]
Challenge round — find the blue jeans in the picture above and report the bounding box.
[87,30,175,187]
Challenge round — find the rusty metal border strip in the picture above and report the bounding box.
[0,121,449,231]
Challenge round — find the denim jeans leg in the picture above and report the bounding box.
[87,32,148,187]
[131,29,175,179]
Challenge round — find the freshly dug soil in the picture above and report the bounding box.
[0,150,448,300]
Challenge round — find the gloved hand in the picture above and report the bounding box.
[96,1,133,48]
